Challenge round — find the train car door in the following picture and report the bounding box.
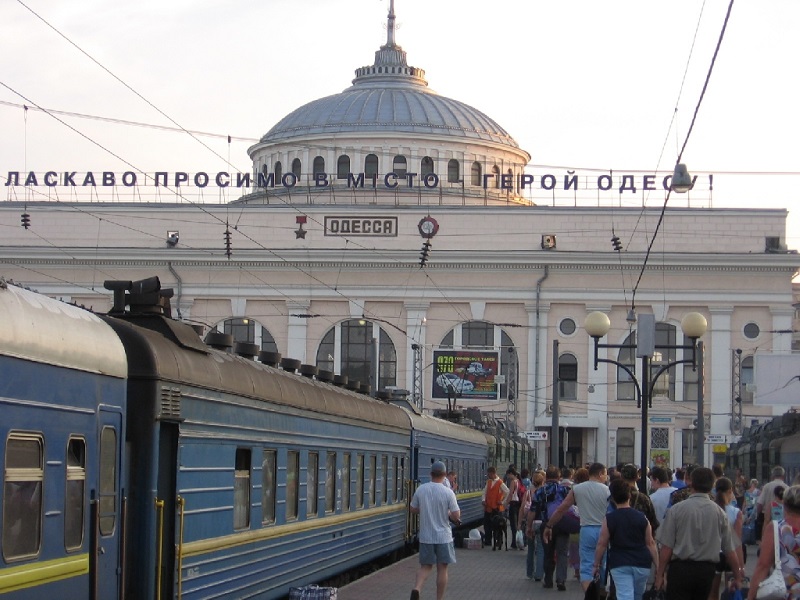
[94,409,123,600]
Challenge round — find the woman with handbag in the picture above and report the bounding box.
[709,477,744,600]
[747,484,800,600]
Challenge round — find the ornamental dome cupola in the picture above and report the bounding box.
[243,0,531,206]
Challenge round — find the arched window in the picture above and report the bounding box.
[470,161,482,186]
[507,168,514,191]
[616,322,680,402]
[393,155,407,178]
[316,320,397,391]
[207,317,278,353]
[291,158,301,178]
[741,355,754,402]
[365,154,379,178]
[491,165,501,188]
[313,156,325,176]
[421,156,434,177]
[558,354,578,400]
[438,321,517,402]
[274,161,282,183]
[337,155,350,179]
[447,159,460,183]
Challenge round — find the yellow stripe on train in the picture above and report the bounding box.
[182,503,406,557]
[0,553,89,594]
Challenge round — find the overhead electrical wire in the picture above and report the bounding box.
[630,0,736,311]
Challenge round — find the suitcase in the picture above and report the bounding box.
[289,584,338,599]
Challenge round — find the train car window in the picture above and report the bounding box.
[65,437,86,550]
[3,433,43,560]
[286,451,299,520]
[261,450,277,524]
[342,454,351,511]
[234,448,251,530]
[392,456,399,502]
[399,456,406,501]
[98,427,118,535]
[356,454,365,509]
[381,455,388,504]
[369,455,377,506]
[325,452,336,513]
[307,452,319,517]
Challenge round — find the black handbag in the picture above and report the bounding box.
[642,586,666,600]
[584,579,600,600]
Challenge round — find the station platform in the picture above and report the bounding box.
[339,541,759,600]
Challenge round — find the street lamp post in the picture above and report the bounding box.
[584,311,707,493]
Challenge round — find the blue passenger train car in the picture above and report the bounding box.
[0,276,521,599]
[0,282,127,599]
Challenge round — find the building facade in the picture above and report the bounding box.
[1,2,797,469]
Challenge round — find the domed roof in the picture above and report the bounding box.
[259,1,521,150]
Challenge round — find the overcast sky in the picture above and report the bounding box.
[2,0,799,247]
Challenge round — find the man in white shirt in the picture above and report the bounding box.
[649,466,673,524]
[410,461,461,600]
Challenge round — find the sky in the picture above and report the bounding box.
[2,0,800,247]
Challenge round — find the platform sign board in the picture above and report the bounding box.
[525,431,549,441]
[705,434,726,443]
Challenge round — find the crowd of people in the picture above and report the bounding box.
[409,459,800,600]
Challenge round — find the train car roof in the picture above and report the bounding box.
[0,282,127,378]
[103,314,409,430]
[403,411,489,445]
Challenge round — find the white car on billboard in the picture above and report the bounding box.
[436,373,474,394]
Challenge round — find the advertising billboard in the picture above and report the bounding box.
[432,349,499,401]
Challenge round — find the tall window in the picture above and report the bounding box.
[558,354,578,400]
[439,322,516,399]
[342,454,351,511]
[307,452,318,517]
[392,456,399,502]
[741,356,754,403]
[381,455,388,504]
[337,155,350,179]
[262,450,276,524]
[421,156,434,177]
[3,434,43,559]
[313,156,325,176]
[491,165,500,188]
[286,451,299,520]
[365,154,379,178]
[617,428,635,465]
[234,448,251,530]
[274,161,282,182]
[65,437,86,550]
[98,427,118,535]
[217,317,278,354]
[325,452,336,513]
[291,158,301,178]
[447,159,460,183]
[471,161,482,186]
[315,320,398,391]
[369,455,377,506]
[356,454,365,509]
[652,323,677,399]
[617,332,637,402]
[393,155,407,178]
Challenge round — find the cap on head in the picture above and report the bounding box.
[431,461,446,475]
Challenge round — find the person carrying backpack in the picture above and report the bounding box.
[544,462,611,593]
[534,465,572,590]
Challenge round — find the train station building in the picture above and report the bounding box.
[2,3,798,470]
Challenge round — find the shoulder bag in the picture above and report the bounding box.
[756,521,786,600]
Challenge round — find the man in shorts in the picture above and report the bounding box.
[410,461,461,600]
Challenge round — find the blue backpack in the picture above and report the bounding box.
[541,482,580,535]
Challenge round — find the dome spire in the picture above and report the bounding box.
[350,0,428,89]
[386,0,396,47]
